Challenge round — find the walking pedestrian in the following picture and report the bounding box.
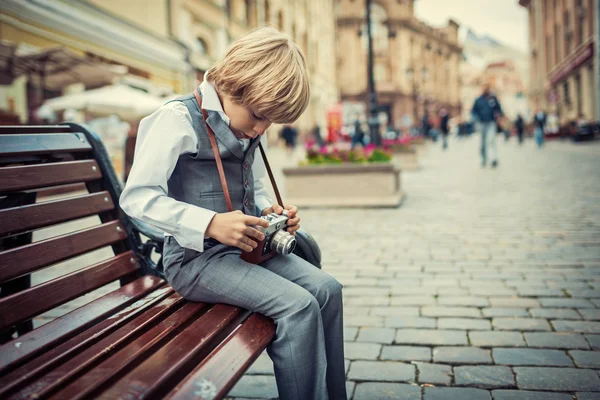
[280,124,298,154]
[515,114,525,145]
[534,109,546,148]
[471,84,504,168]
[440,108,450,150]
[352,117,365,148]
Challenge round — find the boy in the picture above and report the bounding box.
[120,27,346,400]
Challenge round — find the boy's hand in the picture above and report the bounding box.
[261,204,301,235]
[206,210,269,252]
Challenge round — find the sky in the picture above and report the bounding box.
[414,0,529,53]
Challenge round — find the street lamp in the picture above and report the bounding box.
[365,0,381,146]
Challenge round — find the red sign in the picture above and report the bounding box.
[550,43,594,86]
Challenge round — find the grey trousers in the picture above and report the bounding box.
[163,237,347,400]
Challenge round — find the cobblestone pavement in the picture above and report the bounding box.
[228,136,600,399]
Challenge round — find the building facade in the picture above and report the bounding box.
[520,0,598,124]
[1,0,339,132]
[335,0,462,129]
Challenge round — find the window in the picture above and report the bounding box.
[564,10,571,55]
[575,73,582,115]
[554,24,560,63]
[563,80,571,106]
[576,0,584,45]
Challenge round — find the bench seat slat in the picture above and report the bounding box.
[0,160,102,194]
[0,133,92,157]
[168,313,276,400]
[0,251,139,330]
[96,304,250,400]
[0,191,115,237]
[0,289,179,399]
[48,300,209,400]
[0,221,127,284]
[0,276,165,373]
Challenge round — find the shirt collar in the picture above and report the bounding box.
[199,81,223,113]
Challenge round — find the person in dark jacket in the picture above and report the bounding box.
[471,84,503,167]
[440,108,450,150]
[515,114,525,145]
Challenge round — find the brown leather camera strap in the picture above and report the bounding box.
[193,88,284,212]
[193,88,233,212]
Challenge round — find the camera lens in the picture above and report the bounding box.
[270,230,296,255]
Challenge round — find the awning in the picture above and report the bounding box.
[44,84,167,120]
[0,44,127,90]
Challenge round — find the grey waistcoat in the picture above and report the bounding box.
[167,92,262,216]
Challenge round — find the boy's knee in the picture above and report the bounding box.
[315,275,343,306]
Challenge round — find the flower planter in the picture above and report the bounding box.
[282,163,404,208]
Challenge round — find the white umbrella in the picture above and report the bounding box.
[45,84,166,119]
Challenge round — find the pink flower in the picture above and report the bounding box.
[319,145,329,155]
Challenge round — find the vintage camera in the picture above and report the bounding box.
[241,210,296,264]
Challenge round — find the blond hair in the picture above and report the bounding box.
[205,27,310,124]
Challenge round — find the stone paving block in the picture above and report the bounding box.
[437,296,490,307]
[414,362,453,386]
[514,367,600,391]
[491,390,573,400]
[391,296,437,306]
[381,345,431,362]
[352,382,421,400]
[424,387,492,400]
[569,350,600,368]
[347,361,415,382]
[356,328,396,344]
[578,309,600,320]
[345,296,390,306]
[344,306,371,316]
[524,332,590,349]
[245,352,274,375]
[516,288,566,297]
[469,331,526,347]
[529,308,582,320]
[567,289,600,298]
[343,287,391,296]
[345,315,384,327]
[585,334,600,349]
[433,347,492,364]
[538,298,596,308]
[344,327,358,341]
[344,342,382,360]
[385,316,436,328]
[370,307,420,317]
[422,306,482,318]
[492,348,573,366]
[454,366,516,389]
[395,329,468,346]
[346,381,355,400]
[576,393,600,400]
[390,286,438,295]
[228,375,278,398]
[489,297,541,308]
[470,287,519,297]
[438,318,491,330]
[551,320,600,333]
[483,308,530,318]
[492,318,552,331]
[437,288,470,296]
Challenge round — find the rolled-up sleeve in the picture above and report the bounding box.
[119,102,216,253]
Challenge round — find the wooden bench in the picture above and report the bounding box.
[0,123,278,399]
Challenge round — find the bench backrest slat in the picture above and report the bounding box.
[0,191,115,237]
[0,221,127,284]
[0,133,92,156]
[0,160,102,194]
[0,125,142,341]
[0,251,139,330]
[0,125,75,134]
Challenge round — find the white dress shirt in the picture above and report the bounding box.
[120,81,273,253]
